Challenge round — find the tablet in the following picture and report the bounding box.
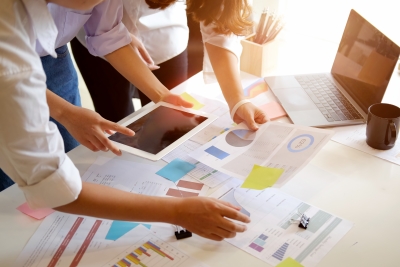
[108,102,217,161]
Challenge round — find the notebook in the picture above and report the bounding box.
[264,9,400,127]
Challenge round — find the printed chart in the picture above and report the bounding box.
[104,235,200,267]
[189,122,334,186]
[225,129,256,147]
[14,214,207,267]
[162,140,231,188]
[228,188,353,267]
[13,213,114,267]
[243,78,268,98]
[82,157,209,197]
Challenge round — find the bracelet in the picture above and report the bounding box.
[230,99,251,119]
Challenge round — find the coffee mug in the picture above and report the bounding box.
[366,103,400,150]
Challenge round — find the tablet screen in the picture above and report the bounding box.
[109,106,208,155]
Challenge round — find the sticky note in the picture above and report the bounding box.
[259,101,287,120]
[276,257,304,267]
[156,159,196,182]
[106,221,151,241]
[180,92,205,110]
[16,202,55,220]
[241,165,284,190]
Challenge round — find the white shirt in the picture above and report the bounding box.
[122,0,189,65]
[77,0,243,82]
[37,1,131,58]
[200,22,243,83]
[0,0,82,209]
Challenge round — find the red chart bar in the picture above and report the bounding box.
[166,188,198,198]
[176,180,204,190]
[70,220,102,267]
[47,217,84,267]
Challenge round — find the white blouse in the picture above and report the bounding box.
[0,0,82,209]
[77,0,243,83]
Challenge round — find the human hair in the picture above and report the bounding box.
[144,0,252,36]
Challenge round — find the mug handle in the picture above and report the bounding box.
[385,121,397,146]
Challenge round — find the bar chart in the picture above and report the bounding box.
[104,235,199,267]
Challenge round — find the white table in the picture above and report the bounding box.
[1,32,400,267]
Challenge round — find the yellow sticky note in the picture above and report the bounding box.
[180,92,204,110]
[276,257,304,267]
[241,165,284,190]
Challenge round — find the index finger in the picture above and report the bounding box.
[105,121,135,137]
[178,97,194,108]
[217,200,251,223]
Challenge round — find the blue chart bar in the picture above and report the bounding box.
[205,146,230,160]
[272,243,289,261]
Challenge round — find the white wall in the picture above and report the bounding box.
[252,0,400,45]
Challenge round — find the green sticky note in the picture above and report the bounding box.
[241,165,284,190]
[276,257,304,267]
[180,92,205,110]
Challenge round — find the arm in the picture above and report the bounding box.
[46,89,134,155]
[55,182,250,241]
[83,1,191,107]
[129,33,159,70]
[105,44,192,107]
[205,42,267,130]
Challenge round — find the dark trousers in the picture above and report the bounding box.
[70,38,135,122]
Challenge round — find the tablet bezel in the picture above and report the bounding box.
[109,102,218,161]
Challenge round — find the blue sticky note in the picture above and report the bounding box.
[156,159,196,182]
[205,146,230,160]
[106,221,140,241]
[105,221,152,241]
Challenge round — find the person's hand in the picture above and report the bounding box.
[233,102,268,131]
[129,33,159,70]
[174,197,250,241]
[160,92,194,109]
[62,106,135,155]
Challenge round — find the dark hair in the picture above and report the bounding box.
[144,0,252,35]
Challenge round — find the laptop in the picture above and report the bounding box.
[264,9,400,127]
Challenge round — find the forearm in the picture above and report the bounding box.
[46,89,75,124]
[205,42,245,109]
[105,45,169,103]
[54,182,179,224]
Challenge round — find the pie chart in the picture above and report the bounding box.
[225,129,256,147]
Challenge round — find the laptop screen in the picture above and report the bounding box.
[331,9,400,113]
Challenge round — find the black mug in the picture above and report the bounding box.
[366,103,400,150]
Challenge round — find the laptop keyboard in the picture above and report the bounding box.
[295,74,363,122]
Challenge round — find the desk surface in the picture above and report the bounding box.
[1,33,400,267]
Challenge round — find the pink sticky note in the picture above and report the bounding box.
[260,101,287,120]
[17,202,55,220]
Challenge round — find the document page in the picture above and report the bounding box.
[82,157,209,197]
[14,213,207,267]
[223,188,353,267]
[162,140,232,188]
[189,122,334,186]
[101,225,207,267]
[331,124,400,165]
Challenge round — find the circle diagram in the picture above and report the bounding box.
[287,134,314,152]
[225,129,256,147]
